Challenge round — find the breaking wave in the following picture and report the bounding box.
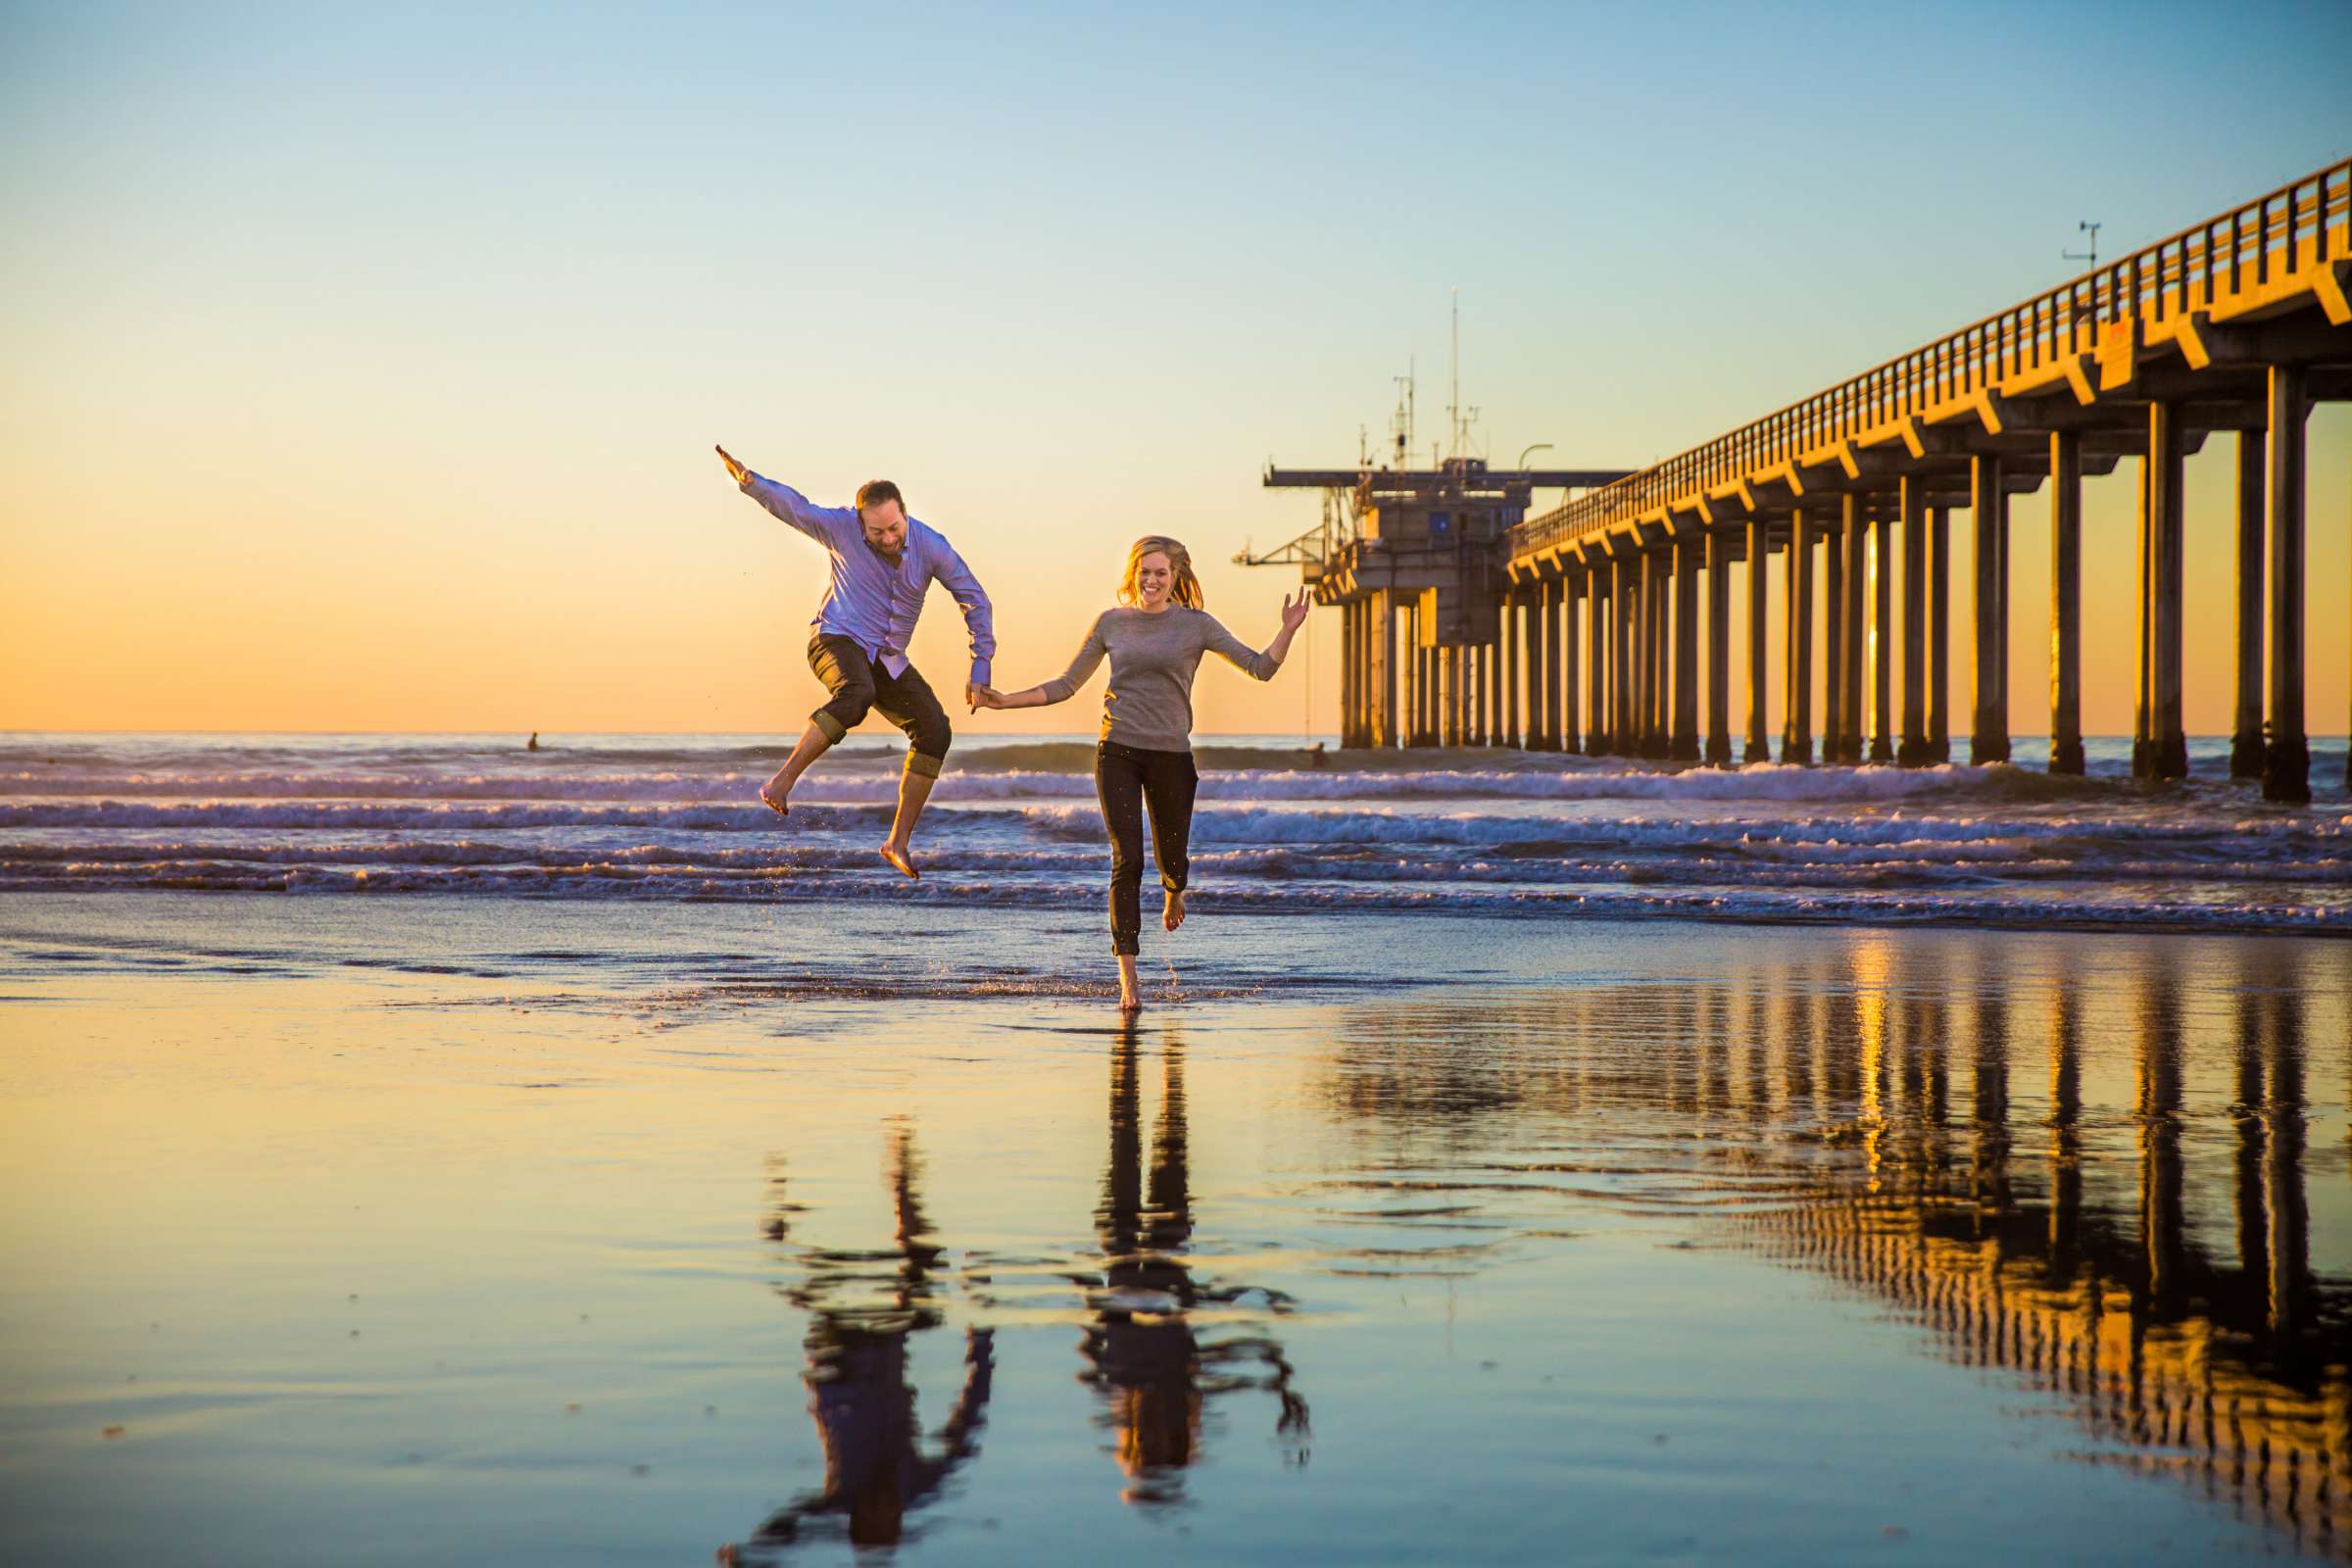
[5,732,2346,935]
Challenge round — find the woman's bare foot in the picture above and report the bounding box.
[758,782,790,819]
[1116,954,1141,1011]
[1162,888,1186,933]
[879,841,919,880]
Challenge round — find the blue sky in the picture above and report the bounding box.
[3,0,2348,732]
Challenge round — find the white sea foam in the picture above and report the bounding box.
[13,798,2344,862]
[5,857,2341,933]
[7,735,2346,936]
[0,759,2120,806]
[1015,801,2346,850]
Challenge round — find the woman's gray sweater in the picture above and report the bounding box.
[1040,605,1277,751]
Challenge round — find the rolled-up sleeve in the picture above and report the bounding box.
[931,541,996,688]
[1039,614,1108,703]
[741,472,853,547]
[1201,614,1279,681]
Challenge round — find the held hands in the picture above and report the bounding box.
[713,444,749,485]
[968,684,1009,711]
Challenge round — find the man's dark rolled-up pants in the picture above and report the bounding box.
[808,633,952,777]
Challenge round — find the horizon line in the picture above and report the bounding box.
[7,728,2348,743]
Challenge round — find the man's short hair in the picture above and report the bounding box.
[856,479,904,514]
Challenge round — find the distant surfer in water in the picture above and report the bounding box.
[715,445,995,880]
[976,537,1306,1009]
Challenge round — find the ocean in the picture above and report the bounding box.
[5,730,2348,936]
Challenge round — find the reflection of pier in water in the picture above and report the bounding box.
[1312,940,2351,1555]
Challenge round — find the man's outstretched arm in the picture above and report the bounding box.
[931,541,996,696]
[714,444,851,547]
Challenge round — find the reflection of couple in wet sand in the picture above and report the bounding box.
[716,448,1307,1010]
[717,1125,992,1559]
[719,1028,1308,1559]
[1082,1027,1311,1503]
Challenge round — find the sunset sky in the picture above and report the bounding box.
[4,0,2348,739]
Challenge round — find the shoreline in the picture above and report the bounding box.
[5,881,2346,943]
[8,887,2348,994]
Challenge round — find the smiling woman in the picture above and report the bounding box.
[977,537,1310,1008]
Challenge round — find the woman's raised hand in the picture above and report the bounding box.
[1279,588,1311,634]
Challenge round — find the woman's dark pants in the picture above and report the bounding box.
[1094,740,1197,956]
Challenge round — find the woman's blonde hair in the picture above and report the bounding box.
[1118,535,1205,610]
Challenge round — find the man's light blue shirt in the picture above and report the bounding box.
[741,472,995,688]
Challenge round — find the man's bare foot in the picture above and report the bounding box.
[880,842,919,881]
[1163,888,1187,933]
[758,783,790,819]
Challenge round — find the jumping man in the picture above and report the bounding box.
[715,445,995,879]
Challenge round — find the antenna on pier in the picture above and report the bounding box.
[2063,220,2101,270]
[1390,360,1416,468]
[1446,287,1483,461]
[1448,288,1459,459]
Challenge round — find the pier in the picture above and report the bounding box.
[1249,162,2352,801]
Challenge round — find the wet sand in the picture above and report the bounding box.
[2,893,2348,1563]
